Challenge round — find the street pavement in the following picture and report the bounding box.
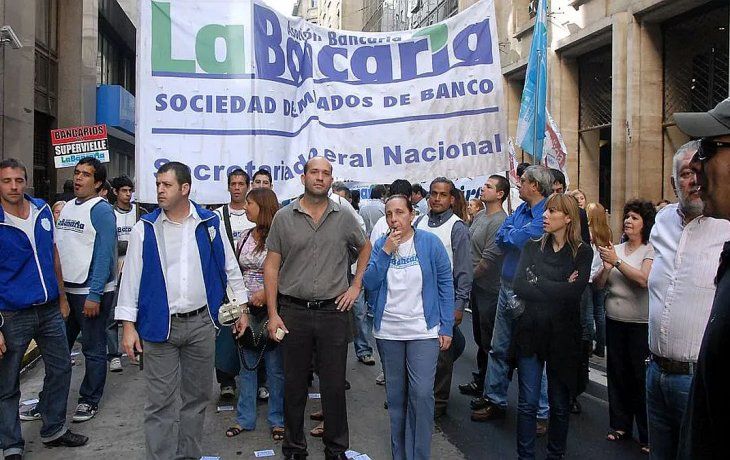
[17,313,647,459]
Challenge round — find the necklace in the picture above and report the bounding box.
[394,236,416,260]
[625,241,641,255]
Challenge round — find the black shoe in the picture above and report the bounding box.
[325,453,348,460]
[345,380,351,390]
[284,454,308,460]
[43,430,89,447]
[5,455,22,460]
[470,396,490,410]
[593,347,605,358]
[570,398,582,414]
[459,381,484,397]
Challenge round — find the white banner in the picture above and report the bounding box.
[136,0,508,203]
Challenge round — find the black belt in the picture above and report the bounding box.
[651,353,695,375]
[171,305,208,318]
[280,295,338,310]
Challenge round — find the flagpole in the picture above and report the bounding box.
[533,48,541,162]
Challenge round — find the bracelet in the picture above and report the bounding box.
[0,311,4,328]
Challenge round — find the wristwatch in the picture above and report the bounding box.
[613,259,623,268]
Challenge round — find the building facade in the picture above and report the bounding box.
[0,0,136,203]
[478,0,729,230]
[297,0,728,231]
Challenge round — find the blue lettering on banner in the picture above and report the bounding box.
[234,4,495,86]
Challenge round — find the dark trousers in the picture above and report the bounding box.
[471,284,499,385]
[279,301,349,458]
[66,292,114,406]
[434,325,465,414]
[606,318,649,443]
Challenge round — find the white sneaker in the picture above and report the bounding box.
[375,372,386,385]
[258,386,270,400]
[109,357,123,373]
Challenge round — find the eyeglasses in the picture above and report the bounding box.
[695,138,730,162]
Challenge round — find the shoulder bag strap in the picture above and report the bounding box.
[222,204,235,248]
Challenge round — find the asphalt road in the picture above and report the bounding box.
[16,312,647,459]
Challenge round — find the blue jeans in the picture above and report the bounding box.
[66,292,114,406]
[517,355,571,460]
[236,345,284,430]
[484,281,549,418]
[378,338,440,460]
[646,360,692,460]
[106,316,121,360]
[352,290,374,358]
[0,302,71,457]
[106,287,121,360]
[581,283,606,350]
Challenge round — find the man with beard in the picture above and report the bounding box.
[675,98,730,458]
[645,140,730,459]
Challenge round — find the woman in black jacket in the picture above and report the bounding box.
[511,193,593,459]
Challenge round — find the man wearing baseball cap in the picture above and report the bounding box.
[674,97,730,459]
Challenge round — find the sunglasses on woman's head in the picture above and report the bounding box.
[695,138,730,162]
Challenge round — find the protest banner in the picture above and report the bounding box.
[136,0,509,203]
[51,124,110,168]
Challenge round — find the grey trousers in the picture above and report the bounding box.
[142,312,215,460]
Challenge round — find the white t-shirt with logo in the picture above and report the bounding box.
[373,236,438,341]
[215,204,255,247]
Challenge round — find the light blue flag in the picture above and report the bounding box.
[515,0,548,161]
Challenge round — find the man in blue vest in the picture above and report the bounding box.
[115,161,249,460]
[0,159,88,460]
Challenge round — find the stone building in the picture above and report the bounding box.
[476,0,729,230]
[0,0,137,202]
[313,0,729,231]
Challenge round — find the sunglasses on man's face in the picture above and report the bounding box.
[695,138,730,162]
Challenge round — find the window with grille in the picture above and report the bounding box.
[663,2,729,123]
[33,112,53,201]
[578,47,612,131]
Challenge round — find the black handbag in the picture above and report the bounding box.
[233,230,274,370]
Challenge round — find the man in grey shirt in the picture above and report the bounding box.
[358,184,386,238]
[459,175,509,398]
[264,157,370,460]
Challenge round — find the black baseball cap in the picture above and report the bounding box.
[674,97,730,138]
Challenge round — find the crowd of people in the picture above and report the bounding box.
[1,99,730,460]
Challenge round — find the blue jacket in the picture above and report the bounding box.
[363,229,455,337]
[136,203,228,343]
[496,198,546,281]
[0,196,59,310]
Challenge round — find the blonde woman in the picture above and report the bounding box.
[466,198,485,226]
[569,189,587,209]
[585,202,613,357]
[512,193,593,459]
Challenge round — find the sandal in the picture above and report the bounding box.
[310,410,324,421]
[606,429,629,442]
[272,427,284,441]
[226,425,244,438]
[310,422,324,437]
